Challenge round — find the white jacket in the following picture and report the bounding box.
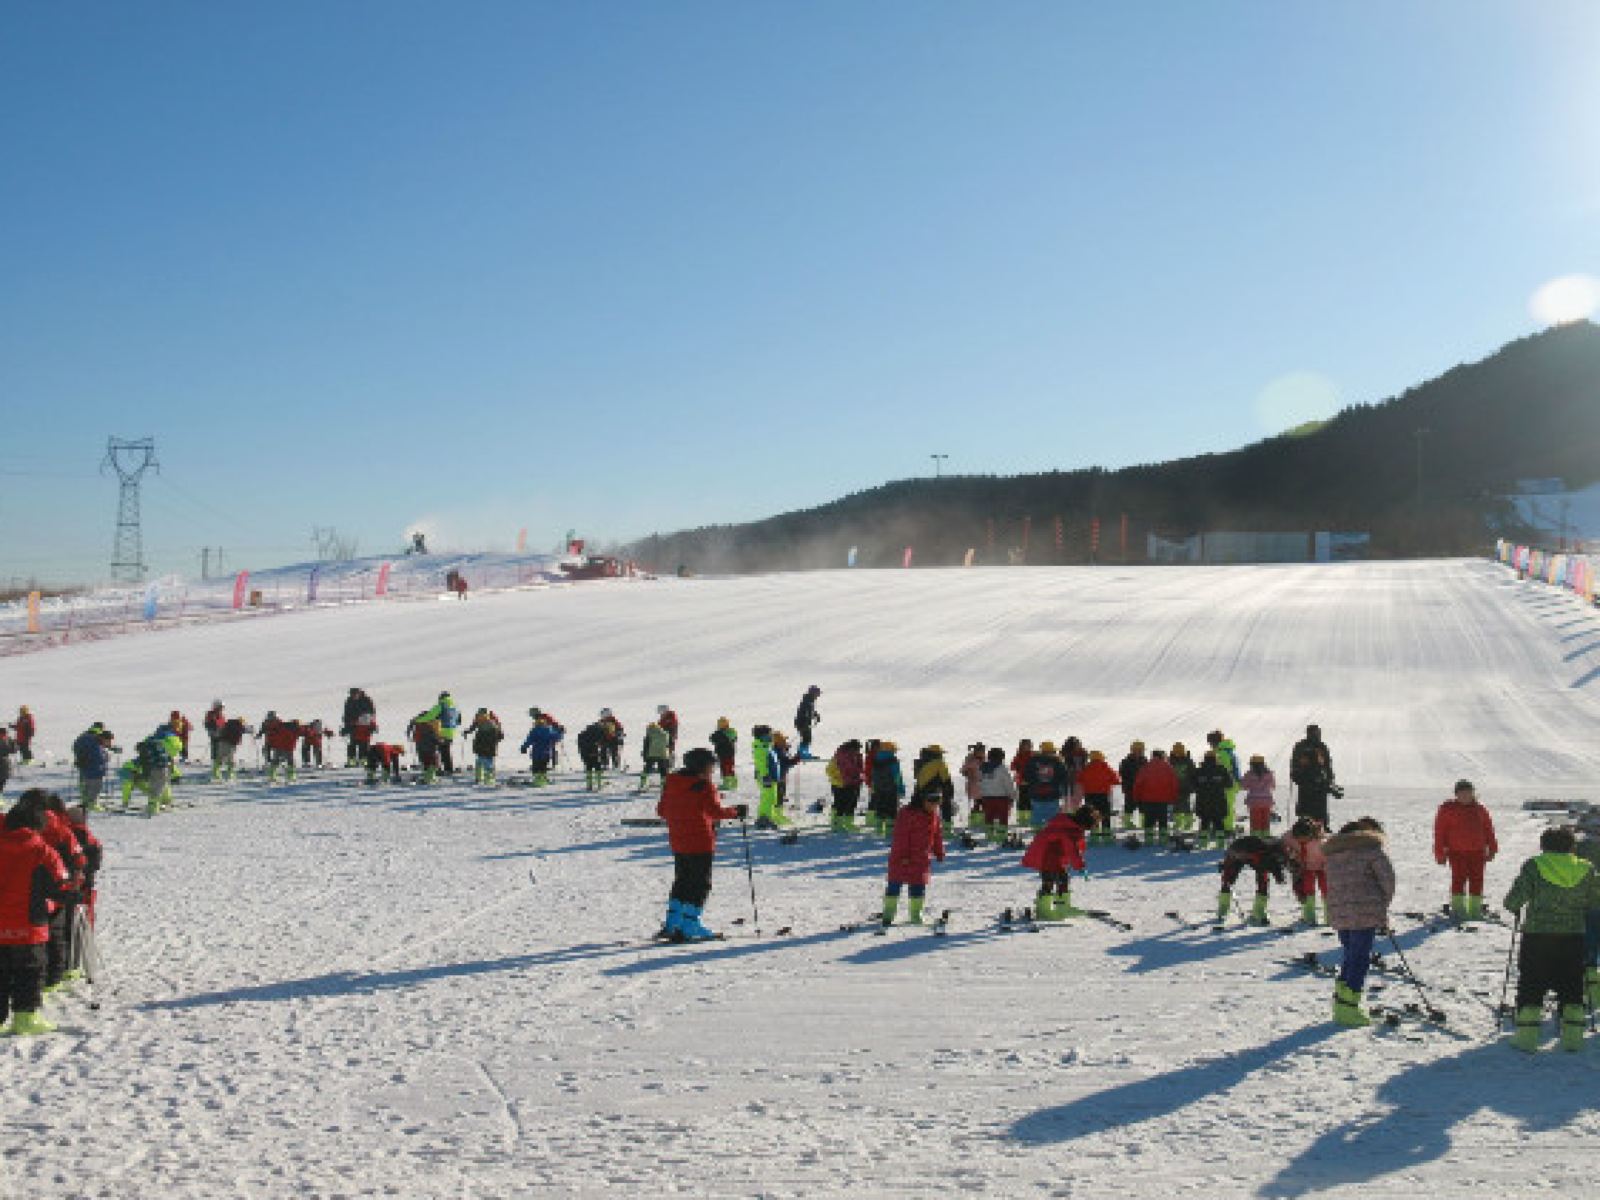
[976,763,1018,801]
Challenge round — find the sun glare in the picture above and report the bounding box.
[1529,274,1600,326]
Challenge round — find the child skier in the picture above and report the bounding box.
[213,716,250,782]
[1207,730,1242,831]
[882,786,945,927]
[1218,834,1291,925]
[1282,817,1329,925]
[365,742,406,785]
[168,710,193,762]
[1193,749,1233,848]
[1021,805,1095,919]
[1131,748,1180,842]
[1433,779,1498,922]
[520,715,562,786]
[203,700,226,764]
[1324,817,1396,1028]
[826,739,866,833]
[14,706,35,765]
[751,725,786,828]
[261,713,302,784]
[656,747,747,942]
[1504,826,1600,1052]
[299,719,326,770]
[771,731,801,819]
[912,745,956,824]
[1169,742,1197,832]
[1010,739,1035,828]
[576,720,608,791]
[867,740,905,836]
[794,686,822,759]
[976,746,1019,842]
[0,793,72,1035]
[1078,750,1120,845]
[0,728,15,795]
[466,709,504,785]
[407,715,443,785]
[1240,754,1277,833]
[1117,741,1148,830]
[656,704,680,766]
[959,744,986,826]
[71,726,114,810]
[709,718,738,790]
[637,720,672,793]
[1022,741,1068,828]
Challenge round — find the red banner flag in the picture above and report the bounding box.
[26,591,40,634]
[231,571,250,610]
[376,562,392,597]
[903,546,914,568]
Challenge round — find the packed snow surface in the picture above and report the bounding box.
[4,560,1599,1198]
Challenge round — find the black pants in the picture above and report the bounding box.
[605,743,622,769]
[0,944,46,1019]
[831,783,861,816]
[796,720,814,748]
[1220,862,1272,896]
[440,742,456,774]
[1039,871,1071,894]
[1196,796,1227,834]
[301,741,323,767]
[46,903,76,986]
[641,756,669,780]
[346,735,360,765]
[670,853,714,908]
[1295,785,1329,827]
[1517,932,1586,1008]
[1143,804,1170,833]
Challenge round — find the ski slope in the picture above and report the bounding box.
[4,559,1600,1198]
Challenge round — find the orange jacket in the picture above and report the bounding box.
[1078,760,1121,795]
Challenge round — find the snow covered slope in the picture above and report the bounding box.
[4,559,1600,1198]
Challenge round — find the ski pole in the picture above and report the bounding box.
[1385,931,1447,1022]
[738,818,761,935]
[1498,912,1521,1026]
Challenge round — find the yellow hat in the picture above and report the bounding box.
[1172,742,1186,756]
[881,740,898,752]
[1039,741,1057,754]
[926,744,944,755]
[1131,740,1145,751]
[1090,750,1105,761]
[717,716,730,729]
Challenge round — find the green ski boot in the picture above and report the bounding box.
[881,895,898,927]
[1511,1006,1543,1053]
[907,897,925,925]
[1248,894,1270,926]
[1333,982,1371,1028]
[6,1011,56,1036]
[1216,891,1232,922]
[1561,1004,1586,1052]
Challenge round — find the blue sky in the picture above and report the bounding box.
[2,1,1597,583]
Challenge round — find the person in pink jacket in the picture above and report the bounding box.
[1282,817,1329,925]
[1240,755,1278,833]
[959,743,986,824]
[882,790,946,927]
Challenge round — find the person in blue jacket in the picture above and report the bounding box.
[72,724,115,811]
[520,715,563,786]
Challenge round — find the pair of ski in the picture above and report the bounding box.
[1283,952,1450,1028]
[647,916,795,947]
[838,910,951,937]
[1002,906,1131,932]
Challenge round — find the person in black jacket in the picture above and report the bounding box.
[1193,750,1234,849]
[794,686,822,759]
[1218,834,1290,926]
[465,709,505,785]
[341,688,376,767]
[1117,741,1148,830]
[577,722,608,791]
[1290,724,1336,827]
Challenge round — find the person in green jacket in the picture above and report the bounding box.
[1504,826,1600,1052]
[1207,730,1242,833]
[637,721,672,793]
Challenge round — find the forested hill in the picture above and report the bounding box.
[631,322,1600,572]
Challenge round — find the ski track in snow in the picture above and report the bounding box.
[4,560,1600,1197]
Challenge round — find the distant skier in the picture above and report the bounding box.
[1169,742,1197,832]
[1324,817,1395,1029]
[213,716,250,782]
[576,720,608,791]
[771,731,801,818]
[1239,755,1278,833]
[1192,749,1233,848]
[13,706,35,765]
[365,741,406,785]
[167,709,193,762]
[520,714,562,786]
[407,714,444,785]
[910,745,956,824]
[299,719,326,769]
[867,740,905,837]
[1282,817,1329,925]
[709,718,738,790]
[637,721,672,793]
[975,746,1019,842]
[750,726,786,828]
[203,700,226,764]
[598,710,625,771]
[1290,724,1337,827]
[655,748,746,943]
[341,688,376,767]
[465,709,504,785]
[882,784,946,928]
[261,713,302,784]
[1022,805,1094,919]
[1131,748,1180,842]
[1433,779,1498,922]
[71,725,115,810]
[826,739,866,833]
[794,686,822,760]
[959,744,986,825]
[1010,739,1035,828]
[1022,741,1068,828]
[0,727,16,795]
[1207,730,1242,832]
[1117,741,1148,830]
[656,705,680,766]
[1504,826,1600,1052]
[1077,750,1120,845]
[421,693,462,774]
[1217,834,1290,926]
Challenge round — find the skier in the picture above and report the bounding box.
[1022,741,1069,828]
[407,714,444,785]
[0,727,14,796]
[1022,805,1095,919]
[959,743,986,826]
[1169,742,1197,832]
[1282,817,1329,925]
[1078,750,1120,846]
[14,706,35,765]
[299,719,326,770]
[771,731,801,818]
[1131,748,1180,842]
[213,715,250,782]
[750,725,785,828]
[1433,779,1498,922]
[1504,826,1600,1052]
[656,705,680,767]
[421,692,462,774]
[1324,817,1396,1028]
[1117,741,1148,830]
[655,747,746,942]
[168,709,193,762]
[826,739,866,833]
[1192,748,1233,848]
[520,714,562,786]
[867,740,906,837]
[203,700,225,764]
[637,720,672,793]
[71,725,114,810]
[576,720,608,791]
[59,802,103,984]
[709,718,738,790]
[261,713,302,784]
[1010,739,1035,828]
[1217,834,1291,926]
[882,782,946,927]
[911,745,956,824]
[794,686,822,759]
[1290,724,1336,828]
[341,688,376,767]
[37,793,87,994]
[1060,737,1088,810]
[465,709,504,785]
[123,731,175,814]
[1239,755,1278,833]
[1207,730,1242,832]
[599,709,625,771]
[976,746,1019,842]
[0,792,72,1035]
[365,741,406,785]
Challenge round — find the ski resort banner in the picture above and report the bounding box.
[143,582,160,621]
[376,563,392,596]
[26,591,40,634]
[231,571,250,611]
[903,547,914,568]
[847,546,858,568]
[1496,539,1598,603]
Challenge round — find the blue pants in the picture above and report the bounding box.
[1338,928,1376,991]
[885,882,926,899]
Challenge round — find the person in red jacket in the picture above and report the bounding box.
[37,794,87,992]
[1022,806,1095,919]
[365,742,406,784]
[14,706,36,765]
[0,793,72,1035]
[261,713,303,783]
[883,788,946,927]
[656,748,746,942]
[1010,739,1035,826]
[1131,748,1181,842]
[300,719,326,770]
[1434,779,1498,921]
[1078,750,1122,845]
[168,710,194,761]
